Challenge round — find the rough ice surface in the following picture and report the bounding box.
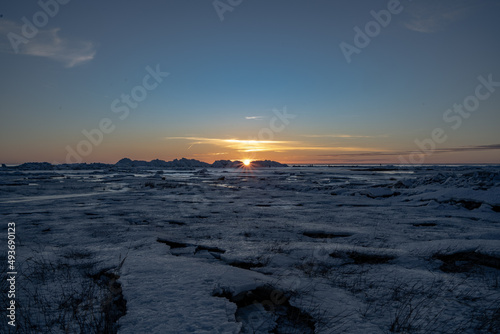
[1,165,499,333]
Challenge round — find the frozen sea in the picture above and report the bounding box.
[1,165,499,333]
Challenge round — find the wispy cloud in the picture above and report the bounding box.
[434,144,500,153]
[165,136,294,152]
[245,116,266,120]
[205,152,229,156]
[319,144,500,157]
[0,20,96,67]
[403,1,475,33]
[302,134,387,139]
[165,136,386,153]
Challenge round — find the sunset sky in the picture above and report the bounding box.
[1,0,499,164]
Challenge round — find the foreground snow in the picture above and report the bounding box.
[1,165,499,333]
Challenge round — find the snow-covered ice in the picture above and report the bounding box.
[1,165,499,333]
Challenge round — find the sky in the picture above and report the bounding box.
[1,0,499,165]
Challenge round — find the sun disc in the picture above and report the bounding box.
[243,159,251,166]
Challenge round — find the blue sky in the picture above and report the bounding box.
[1,0,499,164]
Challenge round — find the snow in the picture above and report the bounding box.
[0,165,499,333]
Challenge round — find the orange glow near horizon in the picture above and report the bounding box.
[4,135,500,165]
[243,159,252,166]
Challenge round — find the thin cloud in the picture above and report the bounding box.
[165,136,294,152]
[319,144,500,157]
[302,134,387,139]
[435,144,500,153]
[245,116,266,120]
[0,20,96,67]
[206,152,229,156]
[403,1,475,33]
[192,152,228,157]
[165,136,385,153]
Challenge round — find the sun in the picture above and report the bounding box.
[243,159,252,166]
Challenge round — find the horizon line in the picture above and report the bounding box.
[3,158,500,167]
